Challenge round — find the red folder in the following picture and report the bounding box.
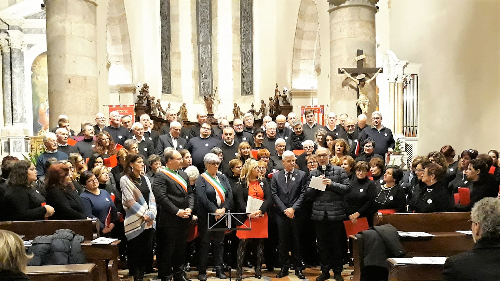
[343,217,369,237]
[104,155,118,168]
[251,150,259,159]
[489,166,496,174]
[458,187,470,206]
[67,138,77,146]
[378,209,397,215]
[454,193,460,204]
[105,207,112,228]
[293,150,304,155]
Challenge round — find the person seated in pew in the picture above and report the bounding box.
[45,163,86,220]
[79,171,118,236]
[406,157,430,205]
[428,151,452,186]
[449,149,478,194]
[5,160,55,221]
[345,161,376,226]
[478,153,500,186]
[369,157,385,185]
[455,158,498,211]
[0,157,18,222]
[0,229,32,281]
[443,197,500,281]
[408,162,453,213]
[373,165,406,213]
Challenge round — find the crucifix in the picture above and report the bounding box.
[338,49,383,115]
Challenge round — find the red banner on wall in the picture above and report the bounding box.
[300,105,325,126]
[108,105,135,121]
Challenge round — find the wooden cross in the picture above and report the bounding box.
[338,49,383,76]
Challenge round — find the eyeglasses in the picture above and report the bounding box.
[208,162,220,166]
[364,145,373,148]
[317,154,329,157]
[307,161,318,165]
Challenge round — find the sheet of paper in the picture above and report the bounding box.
[309,176,326,191]
[412,257,447,265]
[391,258,415,264]
[91,237,118,245]
[456,230,472,235]
[246,196,264,213]
[398,231,434,237]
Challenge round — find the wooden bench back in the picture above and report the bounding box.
[0,219,99,240]
[375,212,471,232]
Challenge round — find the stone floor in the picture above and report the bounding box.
[119,265,354,281]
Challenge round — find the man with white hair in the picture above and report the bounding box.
[358,111,395,156]
[263,121,280,156]
[132,122,155,158]
[35,132,69,178]
[157,121,187,155]
[140,114,159,147]
[94,112,106,134]
[271,150,307,279]
[324,112,347,141]
[260,115,272,132]
[356,114,368,135]
[55,127,78,156]
[443,197,500,280]
[270,138,287,171]
[103,110,131,146]
[243,112,255,134]
[286,112,297,128]
[296,140,315,173]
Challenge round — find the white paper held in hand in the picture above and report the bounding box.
[246,196,264,213]
[309,176,326,191]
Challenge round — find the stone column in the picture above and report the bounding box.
[7,30,26,125]
[0,35,12,126]
[328,0,378,119]
[45,0,99,129]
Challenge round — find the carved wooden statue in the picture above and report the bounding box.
[204,94,215,115]
[233,103,242,120]
[178,103,188,122]
[258,99,267,118]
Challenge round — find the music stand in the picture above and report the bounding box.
[207,211,252,281]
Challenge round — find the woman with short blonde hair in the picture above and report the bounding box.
[0,230,32,278]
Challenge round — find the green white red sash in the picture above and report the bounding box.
[201,172,226,205]
[161,168,188,192]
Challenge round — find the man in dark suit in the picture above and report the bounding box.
[344,118,360,157]
[157,121,187,155]
[153,150,194,281]
[443,197,500,281]
[131,122,155,158]
[271,151,307,279]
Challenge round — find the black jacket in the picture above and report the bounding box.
[443,237,500,281]
[152,169,195,228]
[306,164,351,221]
[46,187,86,220]
[5,185,47,221]
[408,181,452,213]
[271,169,307,214]
[356,224,405,270]
[233,179,273,215]
[373,184,406,213]
[156,134,188,155]
[345,177,376,219]
[195,172,233,229]
[291,133,306,151]
[28,229,86,266]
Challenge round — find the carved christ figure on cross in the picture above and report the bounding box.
[340,67,382,114]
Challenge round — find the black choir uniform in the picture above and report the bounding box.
[75,138,95,159]
[373,184,406,213]
[408,181,453,213]
[144,129,159,149]
[135,136,155,158]
[152,168,194,281]
[271,169,307,272]
[186,136,220,172]
[103,125,130,146]
[57,144,79,156]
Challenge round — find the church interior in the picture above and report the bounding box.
[0,0,499,281]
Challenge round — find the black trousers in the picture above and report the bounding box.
[315,220,344,273]
[127,228,154,272]
[157,225,188,278]
[276,213,302,268]
[198,228,225,274]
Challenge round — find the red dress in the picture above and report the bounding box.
[237,180,268,239]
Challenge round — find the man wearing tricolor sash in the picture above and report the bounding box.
[195,153,234,281]
[153,150,194,281]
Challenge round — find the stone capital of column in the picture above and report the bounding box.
[6,30,24,50]
[0,34,10,53]
[387,74,397,83]
[328,0,379,12]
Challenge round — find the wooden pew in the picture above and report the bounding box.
[27,263,97,281]
[0,220,120,281]
[387,258,444,281]
[374,212,471,232]
[351,212,473,281]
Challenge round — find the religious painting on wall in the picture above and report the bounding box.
[31,52,49,135]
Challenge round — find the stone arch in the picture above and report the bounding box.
[106,0,133,85]
[291,0,320,90]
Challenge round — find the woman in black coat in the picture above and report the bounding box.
[5,161,55,221]
[45,163,86,220]
[345,161,376,226]
[455,158,498,211]
[409,163,452,213]
[373,166,406,213]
